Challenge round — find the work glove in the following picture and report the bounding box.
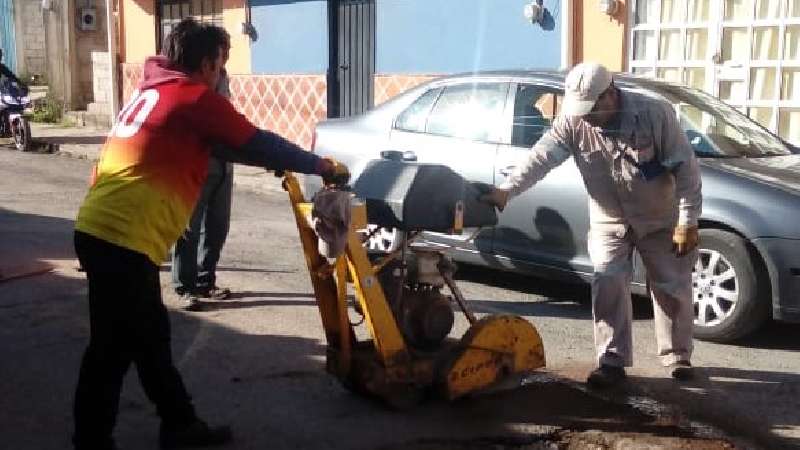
[672,225,699,257]
[318,157,350,186]
[479,187,511,212]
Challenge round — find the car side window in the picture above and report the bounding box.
[394,88,442,133]
[425,83,509,142]
[511,84,563,148]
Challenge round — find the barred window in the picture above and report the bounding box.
[159,0,223,49]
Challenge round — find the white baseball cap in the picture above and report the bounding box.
[562,62,613,116]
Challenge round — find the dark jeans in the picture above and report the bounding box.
[73,231,196,449]
[172,157,233,293]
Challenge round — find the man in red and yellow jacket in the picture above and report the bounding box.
[72,19,346,450]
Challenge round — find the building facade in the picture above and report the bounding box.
[119,0,566,147]
[574,0,799,144]
[1,0,114,117]
[116,0,798,146]
[627,0,800,145]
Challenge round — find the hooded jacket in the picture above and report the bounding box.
[76,56,322,264]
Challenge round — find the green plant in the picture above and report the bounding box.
[31,94,63,123]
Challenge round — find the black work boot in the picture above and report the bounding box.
[159,419,232,449]
[667,360,694,381]
[586,364,626,389]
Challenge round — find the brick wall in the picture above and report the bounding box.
[228,75,327,149]
[122,66,326,148]
[374,75,437,106]
[121,65,438,148]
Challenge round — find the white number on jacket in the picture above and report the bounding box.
[111,89,160,138]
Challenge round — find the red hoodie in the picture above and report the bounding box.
[76,56,257,265]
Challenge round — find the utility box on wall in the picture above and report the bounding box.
[79,7,97,31]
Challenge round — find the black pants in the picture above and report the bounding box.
[73,231,196,448]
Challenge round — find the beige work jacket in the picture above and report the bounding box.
[501,89,702,238]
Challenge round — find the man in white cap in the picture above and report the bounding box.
[482,62,702,388]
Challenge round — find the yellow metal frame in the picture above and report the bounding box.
[284,174,408,374]
[283,173,545,402]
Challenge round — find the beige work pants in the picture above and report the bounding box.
[588,227,696,368]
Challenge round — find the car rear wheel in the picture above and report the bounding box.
[692,228,770,342]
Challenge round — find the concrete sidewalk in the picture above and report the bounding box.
[28,122,287,194]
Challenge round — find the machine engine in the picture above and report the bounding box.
[378,246,457,350]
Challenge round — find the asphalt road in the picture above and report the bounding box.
[1,147,797,449]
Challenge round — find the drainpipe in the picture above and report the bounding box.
[105,0,119,123]
[561,0,573,70]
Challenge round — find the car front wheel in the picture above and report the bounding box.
[691,228,770,342]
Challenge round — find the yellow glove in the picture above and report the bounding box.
[672,225,699,256]
[319,157,350,186]
[479,188,511,212]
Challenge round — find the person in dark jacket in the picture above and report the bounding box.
[171,28,236,310]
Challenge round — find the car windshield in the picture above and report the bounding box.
[634,82,796,158]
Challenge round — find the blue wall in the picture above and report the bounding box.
[250,0,328,74]
[377,0,562,74]
[248,0,563,75]
[0,0,17,72]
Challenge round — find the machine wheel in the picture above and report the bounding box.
[692,229,770,342]
[12,117,32,152]
[365,224,404,253]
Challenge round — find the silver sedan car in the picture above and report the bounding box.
[304,71,800,343]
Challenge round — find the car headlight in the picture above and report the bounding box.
[1,95,13,104]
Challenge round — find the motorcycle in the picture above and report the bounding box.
[0,79,32,151]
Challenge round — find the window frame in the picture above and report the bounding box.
[392,81,511,145]
[156,0,224,51]
[627,0,800,144]
[393,87,444,134]
[507,82,565,148]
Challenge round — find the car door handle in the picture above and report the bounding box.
[401,151,417,162]
[380,150,417,162]
[499,165,516,177]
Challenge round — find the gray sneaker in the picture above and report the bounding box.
[178,292,203,311]
[195,286,231,300]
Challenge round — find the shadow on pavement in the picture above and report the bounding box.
[628,365,800,450]
[224,291,317,300]
[1,261,739,450]
[158,265,298,275]
[455,263,656,321]
[0,207,76,282]
[0,209,745,449]
[731,322,800,351]
[215,265,298,274]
